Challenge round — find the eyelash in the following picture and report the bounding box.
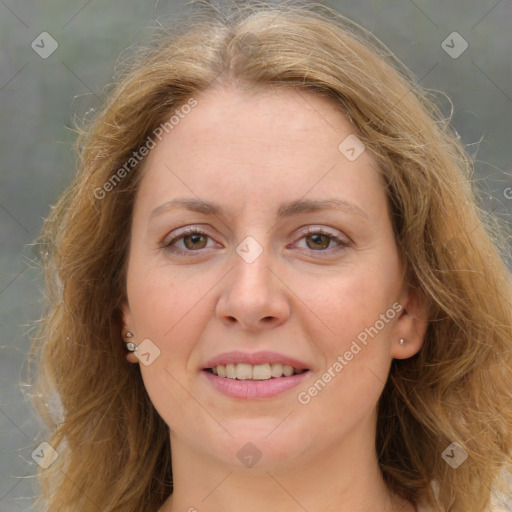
[162,226,349,257]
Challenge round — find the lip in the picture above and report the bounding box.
[203,350,310,371]
[202,369,310,399]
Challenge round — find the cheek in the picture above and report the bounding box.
[296,268,398,412]
[126,259,210,402]
[127,257,207,338]
[130,265,212,425]
[304,267,399,351]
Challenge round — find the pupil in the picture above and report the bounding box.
[185,234,206,249]
[308,234,329,250]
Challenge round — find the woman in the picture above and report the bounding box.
[29,1,512,511]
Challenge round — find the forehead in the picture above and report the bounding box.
[134,86,384,220]
[158,85,359,157]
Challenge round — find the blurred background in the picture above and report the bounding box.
[1,0,511,510]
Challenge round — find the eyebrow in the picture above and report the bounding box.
[149,197,369,221]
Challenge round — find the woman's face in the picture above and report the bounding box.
[122,86,425,471]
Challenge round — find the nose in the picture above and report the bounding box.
[215,242,291,332]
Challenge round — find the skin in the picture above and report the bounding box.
[121,85,428,512]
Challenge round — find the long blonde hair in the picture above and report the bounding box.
[29,1,512,511]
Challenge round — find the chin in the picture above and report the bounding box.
[214,420,309,468]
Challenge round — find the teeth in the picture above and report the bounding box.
[226,364,236,379]
[282,365,294,377]
[253,363,271,380]
[271,363,283,377]
[209,363,305,380]
[236,363,253,380]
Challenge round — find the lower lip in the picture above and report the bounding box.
[202,370,310,399]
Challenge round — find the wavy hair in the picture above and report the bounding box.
[28,1,512,511]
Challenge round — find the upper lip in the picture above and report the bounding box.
[203,351,310,371]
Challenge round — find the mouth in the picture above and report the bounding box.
[201,352,311,399]
[204,363,308,380]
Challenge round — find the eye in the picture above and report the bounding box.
[294,227,349,254]
[162,226,349,257]
[163,227,219,255]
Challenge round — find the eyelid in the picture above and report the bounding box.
[162,225,211,243]
[298,225,347,241]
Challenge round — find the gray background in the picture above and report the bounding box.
[1,0,511,510]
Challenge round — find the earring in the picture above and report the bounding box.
[125,341,137,352]
[399,338,405,345]
[124,332,137,352]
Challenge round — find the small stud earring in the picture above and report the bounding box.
[124,332,136,352]
[125,341,137,352]
[399,338,405,345]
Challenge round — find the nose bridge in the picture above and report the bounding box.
[216,232,289,329]
[234,237,271,287]
[232,233,274,300]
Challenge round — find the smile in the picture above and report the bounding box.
[201,351,311,398]
[206,363,307,380]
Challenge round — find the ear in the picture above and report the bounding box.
[120,301,139,364]
[391,283,429,359]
